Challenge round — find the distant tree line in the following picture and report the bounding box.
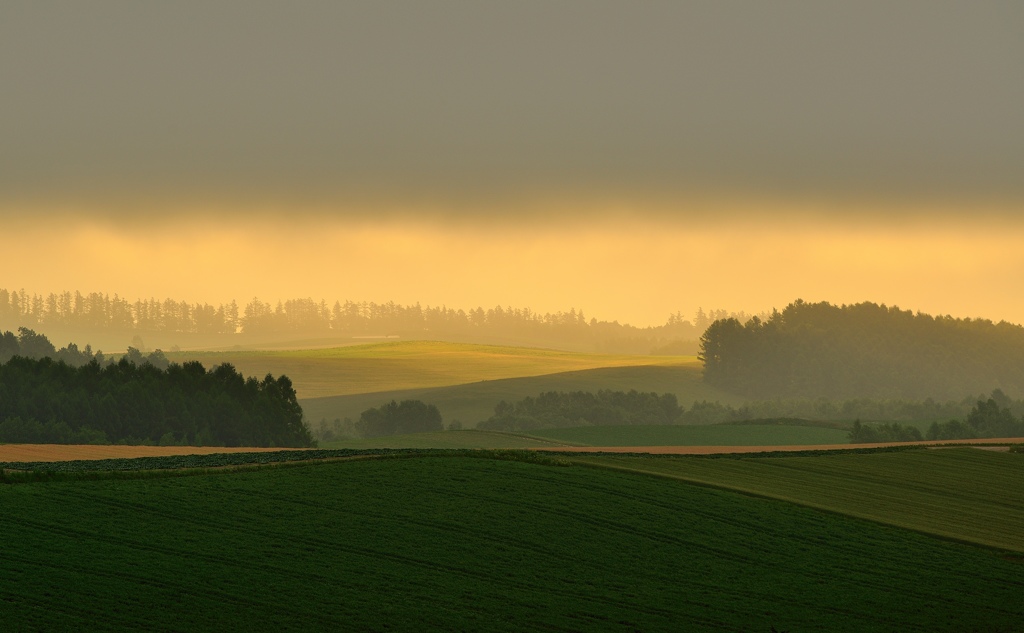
[0,345,313,447]
[0,287,760,354]
[1,327,168,369]
[848,421,923,443]
[477,390,683,432]
[678,393,1010,426]
[849,396,1024,443]
[321,390,1024,440]
[925,396,1024,441]
[477,390,1022,432]
[699,300,1024,401]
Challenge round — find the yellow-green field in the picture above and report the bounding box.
[571,448,1024,552]
[168,341,698,400]
[302,363,740,427]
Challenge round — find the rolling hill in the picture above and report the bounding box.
[167,341,698,400]
[302,363,740,428]
[2,453,1023,631]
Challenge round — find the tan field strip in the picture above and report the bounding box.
[0,444,297,463]
[532,437,1024,455]
[2,437,1021,464]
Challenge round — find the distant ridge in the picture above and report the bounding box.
[700,300,1024,400]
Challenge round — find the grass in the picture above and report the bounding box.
[570,447,1024,552]
[2,455,1023,632]
[300,363,740,426]
[167,340,699,400]
[531,423,851,446]
[319,429,582,450]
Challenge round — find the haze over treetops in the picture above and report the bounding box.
[2,3,1022,327]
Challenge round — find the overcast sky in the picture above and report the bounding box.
[3,1,1022,215]
[2,2,1023,325]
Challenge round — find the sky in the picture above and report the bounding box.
[2,2,1023,326]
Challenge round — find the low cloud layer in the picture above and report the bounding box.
[3,3,1022,326]
[2,2,1022,219]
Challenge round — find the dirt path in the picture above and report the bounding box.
[531,437,1024,455]
[0,444,297,463]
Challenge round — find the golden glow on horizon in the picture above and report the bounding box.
[5,207,1024,328]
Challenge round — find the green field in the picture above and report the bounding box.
[572,448,1024,552]
[3,454,1024,631]
[319,423,850,450]
[532,423,851,446]
[167,341,697,400]
[319,429,580,450]
[301,363,740,428]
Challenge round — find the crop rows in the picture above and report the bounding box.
[575,447,1024,551]
[2,456,1024,631]
[0,445,917,476]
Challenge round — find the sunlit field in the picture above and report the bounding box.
[168,341,697,399]
[302,362,739,429]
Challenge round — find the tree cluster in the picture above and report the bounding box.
[0,355,313,447]
[356,400,443,437]
[679,395,991,425]
[925,397,1024,441]
[848,420,923,443]
[0,287,760,354]
[477,390,682,432]
[699,300,1024,400]
[0,327,168,369]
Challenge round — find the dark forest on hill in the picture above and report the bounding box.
[699,300,1024,401]
[0,333,313,447]
[0,287,758,354]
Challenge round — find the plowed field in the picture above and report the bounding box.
[0,444,292,463]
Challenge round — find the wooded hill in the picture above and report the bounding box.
[0,352,313,447]
[699,300,1024,400]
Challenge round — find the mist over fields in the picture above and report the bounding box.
[4,4,1024,631]
[0,286,761,355]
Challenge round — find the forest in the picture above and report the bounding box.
[477,390,683,432]
[699,300,1024,400]
[0,342,313,447]
[0,287,757,354]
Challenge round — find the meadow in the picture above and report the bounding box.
[301,363,740,429]
[168,341,743,431]
[167,341,699,400]
[318,429,578,450]
[531,423,850,447]
[319,423,850,450]
[572,447,1024,552]
[3,453,1024,632]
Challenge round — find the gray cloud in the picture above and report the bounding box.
[1,1,1022,219]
